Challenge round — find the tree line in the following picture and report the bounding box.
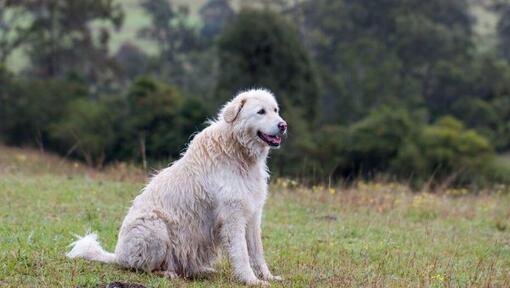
[1,0,510,188]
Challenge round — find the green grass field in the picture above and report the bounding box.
[1,147,510,287]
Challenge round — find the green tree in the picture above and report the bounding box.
[18,0,123,82]
[119,78,208,166]
[216,9,320,119]
[0,74,87,149]
[215,9,320,177]
[297,0,473,122]
[199,0,234,40]
[497,4,510,62]
[340,106,421,179]
[50,98,119,167]
[420,116,493,185]
[0,2,31,64]
[450,54,510,151]
[140,0,200,87]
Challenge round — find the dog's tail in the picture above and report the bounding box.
[66,233,116,264]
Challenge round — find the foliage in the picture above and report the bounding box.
[1,0,510,188]
[216,9,321,177]
[450,54,510,151]
[0,2,31,64]
[216,9,320,119]
[298,0,472,122]
[50,98,119,167]
[345,107,419,176]
[118,78,208,163]
[312,110,494,186]
[140,0,201,88]
[498,4,510,62]
[0,72,87,148]
[114,43,149,81]
[11,0,124,83]
[419,117,493,185]
[199,0,234,40]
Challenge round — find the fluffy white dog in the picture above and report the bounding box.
[67,89,287,286]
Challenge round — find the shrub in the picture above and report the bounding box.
[0,76,87,148]
[341,106,419,178]
[50,98,119,167]
[313,109,496,187]
[118,78,208,164]
[420,116,493,185]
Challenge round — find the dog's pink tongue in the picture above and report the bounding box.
[268,135,281,145]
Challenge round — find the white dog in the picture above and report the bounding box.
[67,89,287,286]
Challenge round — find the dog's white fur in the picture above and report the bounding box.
[67,89,285,286]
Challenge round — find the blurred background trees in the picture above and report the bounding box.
[1,0,510,188]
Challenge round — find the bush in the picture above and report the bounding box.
[335,106,419,179]
[118,78,208,164]
[482,156,510,185]
[419,116,493,185]
[313,108,496,187]
[50,98,119,167]
[0,76,87,148]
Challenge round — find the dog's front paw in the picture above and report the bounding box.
[261,274,283,282]
[245,278,270,287]
[268,275,283,281]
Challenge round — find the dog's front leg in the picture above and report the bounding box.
[220,204,268,286]
[247,211,283,282]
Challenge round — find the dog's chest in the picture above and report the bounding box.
[211,164,268,209]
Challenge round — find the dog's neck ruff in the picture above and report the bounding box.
[200,122,269,171]
[184,120,270,177]
[224,126,269,165]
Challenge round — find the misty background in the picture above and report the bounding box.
[1,0,510,189]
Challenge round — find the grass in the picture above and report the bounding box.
[1,149,510,287]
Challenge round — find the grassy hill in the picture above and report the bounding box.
[1,146,510,287]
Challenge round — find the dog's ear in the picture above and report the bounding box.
[222,98,246,123]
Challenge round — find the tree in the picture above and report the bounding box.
[0,1,31,64]
[451,54,510,151]
[50,98,119,167]
[114,43,148,82]
[140,0,199,86]
[18,0,123,83]
[497,4,510,62]
[339,106,420,179]
[419,116,493,185]
[119,78,208,166]
[199,0,234,40]
[0,75,87,149]
[216,9,320,119]
[215,9,321,177]
[296,0,473,123]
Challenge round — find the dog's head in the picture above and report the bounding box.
[220,89,287,151]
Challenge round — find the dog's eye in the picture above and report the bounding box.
[257,109,266,115]
[274,108,278,113]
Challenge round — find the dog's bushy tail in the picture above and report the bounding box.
[66,233,116,264]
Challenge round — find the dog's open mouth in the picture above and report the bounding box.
[257,131,281,147]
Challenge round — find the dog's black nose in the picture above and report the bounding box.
[278,121,287,133]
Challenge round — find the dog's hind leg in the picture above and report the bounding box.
[188,266,217,279]
[115,214,170,273]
